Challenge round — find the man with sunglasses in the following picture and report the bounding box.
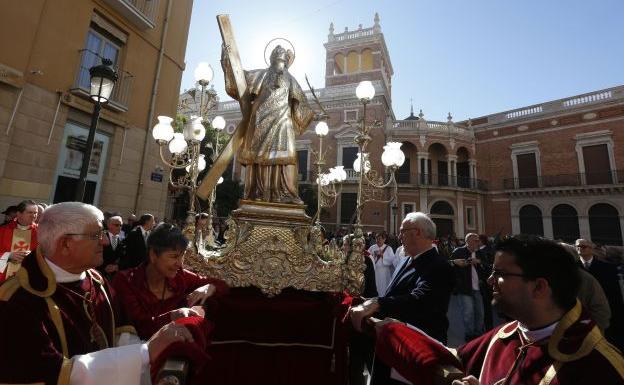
[373,235,624,385]
[0,202,195,385]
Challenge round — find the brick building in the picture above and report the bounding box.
[194,14,624,245]
[0,0,193,220]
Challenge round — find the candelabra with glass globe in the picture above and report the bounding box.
[313,121,347,227]
[353,80,405,235]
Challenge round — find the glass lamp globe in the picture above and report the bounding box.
[353,152,371,173]
[315,121,329,137]
[194,62,213,84]
[152,116,174,141]
[333,165,347,182]
[184,117,205,141]
[168,133,187,154]
[389,142,406,167]
[212,116,226,131]
[355,80,375,101]
[197,154,207,172]
[89,58,118,103]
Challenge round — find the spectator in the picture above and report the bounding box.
[122,214,137,236]
[121,213,155,270]
[350,212,455,384]
[450,233,489,341]
[1,205,18,225]
[97,215,125,281]
[368,231,396,296]
[576,238,624,351]
[374,235,624,385]
[0,199,38,282]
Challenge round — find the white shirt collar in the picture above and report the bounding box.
[45,258,86,283]
[581,256,593,265]
[517,321,559,344]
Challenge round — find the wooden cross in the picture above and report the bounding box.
[196,15,253,199]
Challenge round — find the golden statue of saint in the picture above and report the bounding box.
[221,45,315,204]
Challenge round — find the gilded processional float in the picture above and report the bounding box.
[157,14,414,385]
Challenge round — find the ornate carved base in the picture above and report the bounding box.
[185,201,365,297]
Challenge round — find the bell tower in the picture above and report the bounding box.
[324,13,393,102]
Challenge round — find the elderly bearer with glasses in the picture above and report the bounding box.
[0,202,198,385]
[372,235,624,385]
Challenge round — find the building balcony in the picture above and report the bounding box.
[102,0,159,29]
[503,170,624,190]
[70,49,134,112]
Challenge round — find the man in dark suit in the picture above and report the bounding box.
[97,215,125,281]
[120,213,154,270]
[450,233,490,341]
[576,238,624,351]
[350,212,455,384]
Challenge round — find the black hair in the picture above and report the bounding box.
[137,213,154,226]
[495,234,580,310]
[146,223,189,257]
[16,200,37,213]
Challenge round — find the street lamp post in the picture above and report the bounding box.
[353,80,405,235]
[205,115,226,247]
[75,58,118,202]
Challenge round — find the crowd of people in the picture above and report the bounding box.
[0,200,623,384]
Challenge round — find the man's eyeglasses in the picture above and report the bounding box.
[576,245,591,249]
[489,269,528,280]
[65,230,105,241]
[399,228,418,235]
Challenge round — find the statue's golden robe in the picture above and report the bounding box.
[222,60,314,202]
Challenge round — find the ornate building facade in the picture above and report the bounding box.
[198,14,624,245]
[0,0,193,219]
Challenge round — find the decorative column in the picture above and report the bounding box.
[578,214,591,240]
[543,216,554,239]
[447,154,458,187]
[469,159,477,188]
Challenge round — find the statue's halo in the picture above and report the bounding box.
[264,37,296,67]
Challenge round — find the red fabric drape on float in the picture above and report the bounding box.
[203,287,350,385]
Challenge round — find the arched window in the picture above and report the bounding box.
[346,51,359,73]
[519,205,543,236]
[334,53,345,75]
[589,203,622,245]
[430,201,454,215]
[551,204,580,243]
[361,49,373,70]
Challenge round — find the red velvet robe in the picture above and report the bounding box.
[112,264,229,340]
[0,251,135,385]
[0,219,38,282]
[376,301,624,385]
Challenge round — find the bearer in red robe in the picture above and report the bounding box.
[113,223,229,340]
[373,235,624,385]
[0,202,196,385]
[0,199,38,282]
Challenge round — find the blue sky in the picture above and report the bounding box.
[181,0,624,121]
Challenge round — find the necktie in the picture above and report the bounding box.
[584,261,590,269]
[111,235,118,250]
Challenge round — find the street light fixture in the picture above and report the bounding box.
[203,115,226,247]
[75,58,118,202]
[353,80,404,234]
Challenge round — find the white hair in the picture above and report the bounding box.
[108,215,123,224]
[465,233,479,242]
[38,202,104,257]
[403,212,436,240]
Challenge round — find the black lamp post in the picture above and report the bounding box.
[391,203,398,235]
[75,58,118,202]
